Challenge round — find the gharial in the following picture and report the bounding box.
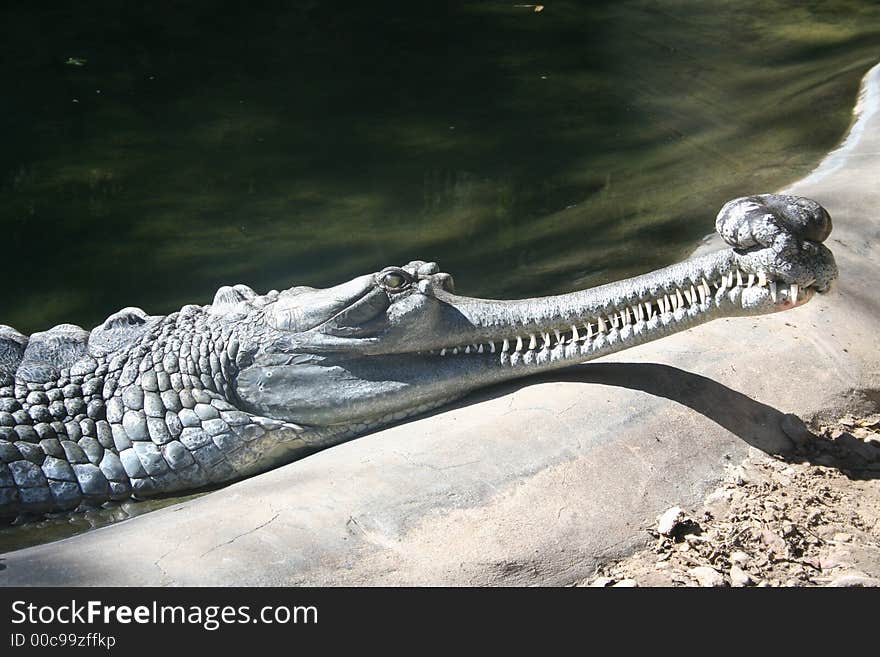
[0,194,838,517]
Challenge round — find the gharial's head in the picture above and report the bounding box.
[222,194,837,430]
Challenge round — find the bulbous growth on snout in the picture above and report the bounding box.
[716,194,837,292]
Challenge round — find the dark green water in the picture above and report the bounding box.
[1,1,879,335]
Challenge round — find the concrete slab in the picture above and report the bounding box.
[2,63,879,587]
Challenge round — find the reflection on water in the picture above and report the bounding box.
[1,2,879,549]
[0,492,208,554]
[2,1,879,333]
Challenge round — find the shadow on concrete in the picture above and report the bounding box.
[447,361,879,480]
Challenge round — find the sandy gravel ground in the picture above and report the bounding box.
[579,404,880,587]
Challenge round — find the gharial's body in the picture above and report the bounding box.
[0,195,838,517]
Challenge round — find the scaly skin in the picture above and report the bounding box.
[0,194,838,517]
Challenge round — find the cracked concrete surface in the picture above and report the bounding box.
[1,63,879,586]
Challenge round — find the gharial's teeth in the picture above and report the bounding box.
[683,288,693,305]
[702,277,712,295]
[490,342,496,354]
[440,348,447,356]
[597,316,607,332]
[790,284,798,304]
[453,347,459,355]
[477,344,484,353]
[636,305,644,322]
[586,322,594,338]
[572,324,580,342]
[698,285,707,304]
[622,308,630,325]
[769,281,778,302]
[736,269,744,287]
[528,334,537,350]
[502,338,510,353]
[542,332,551,349]
[758,271,767,287]
[747,273,755,288]
[611,314,620,329]
[516,336,524,352]
[464,345,471,354]
[554,328,562,344]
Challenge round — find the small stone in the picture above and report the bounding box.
[730,565,753,587]
[780,413,813,446]
[590,577,615,587]
[657,506,685,536]
[833,532,852,543]
[760,529,787,557]
[827,573,880,587]
[612,579,638,587]
[730,551,750,566]
[690,566,726,587]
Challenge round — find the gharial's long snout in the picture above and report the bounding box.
[393,193,838,357]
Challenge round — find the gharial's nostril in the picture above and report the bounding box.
[433,272,455,293]
[418,262,440,276]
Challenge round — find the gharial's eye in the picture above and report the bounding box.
[378,267,412,292]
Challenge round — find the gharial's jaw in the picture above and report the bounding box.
[308,194,836,361]
[232,194,837,428]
